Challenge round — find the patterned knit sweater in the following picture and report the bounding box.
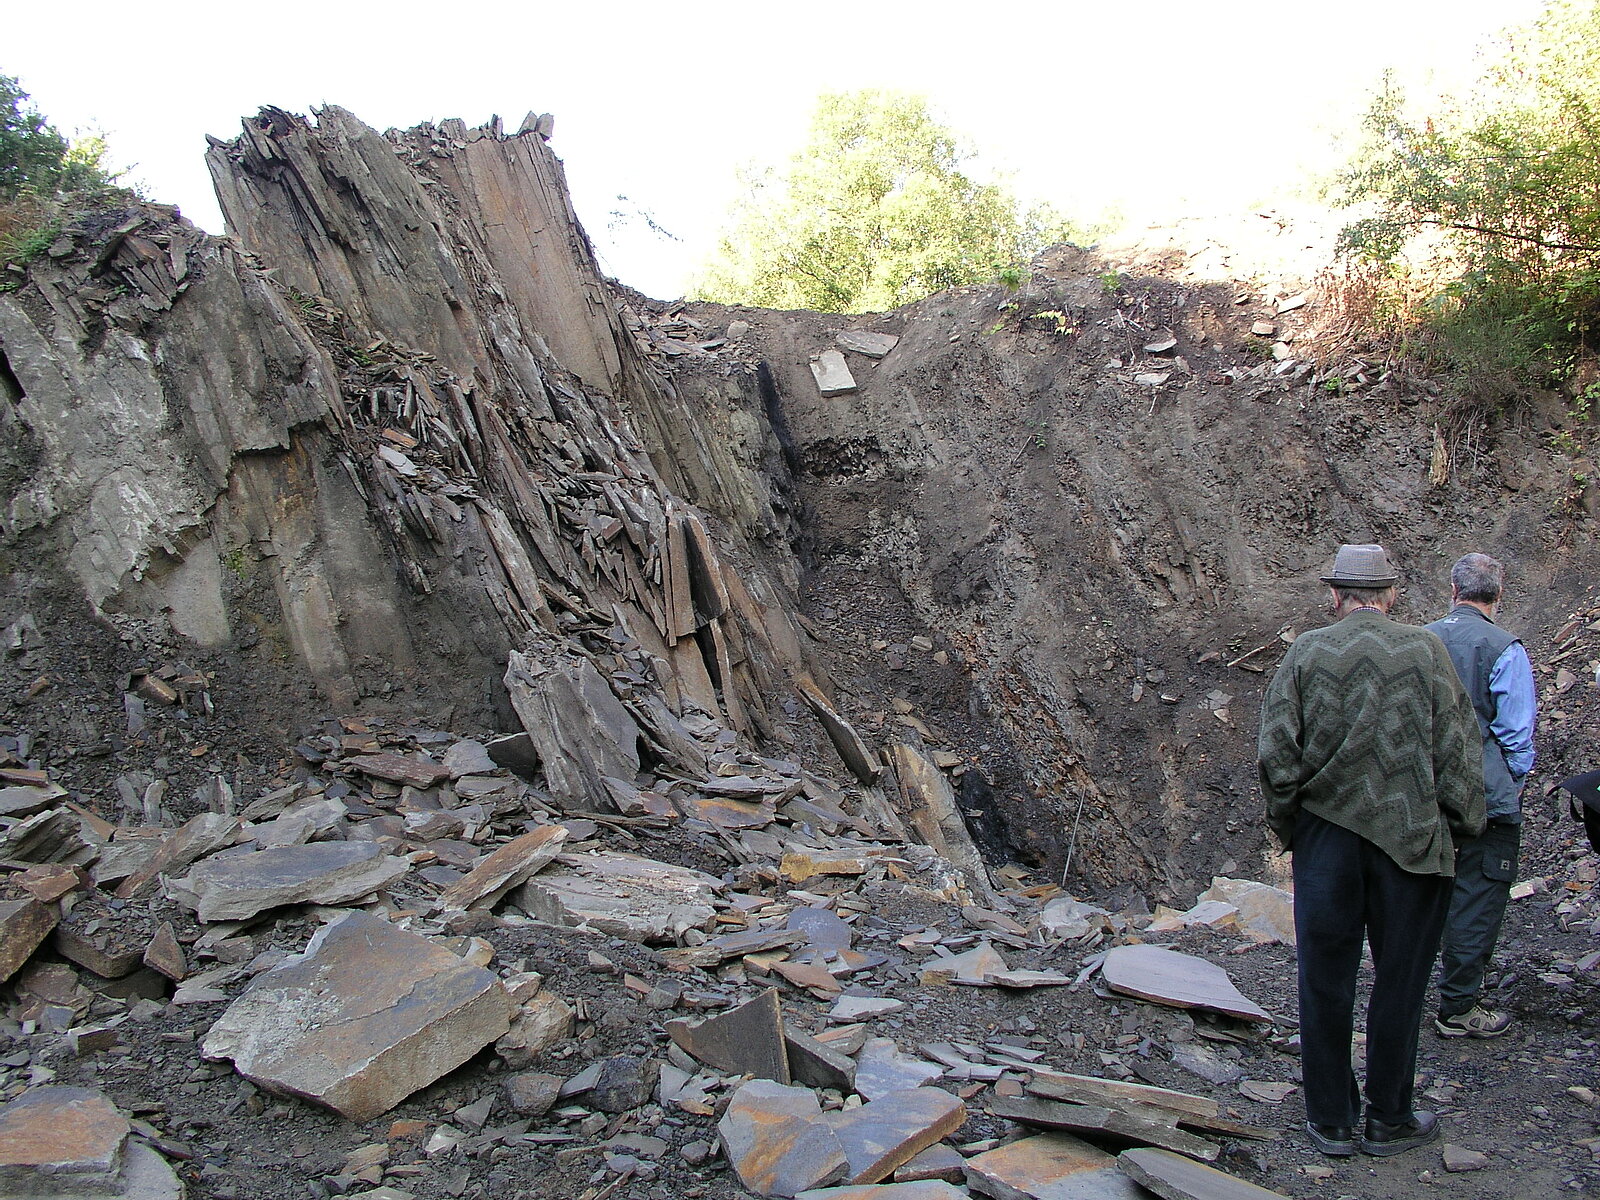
[1258,609,1486,876]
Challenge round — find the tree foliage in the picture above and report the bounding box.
[0,74,114,201]
[1337,1,1600,392]
[693,91,1078,313]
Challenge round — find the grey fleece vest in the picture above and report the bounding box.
[1426,605,1523,823]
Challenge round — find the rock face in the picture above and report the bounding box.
[202,911,513,1121]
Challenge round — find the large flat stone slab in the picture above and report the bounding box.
[668,988,790,1083]
[0,1086,128,1192]
[826,1087,965,1184]
[854,1039,943,1101]
[990,1094,1219,1161]
[504,650,641,811]
[1100,945,1270,1023]
[965,1133,1143,1200]
[170,841,410,922]
[1117,1147,1289,1200]
[513,851,720,942]
[809,350,858,397]
[834,331,900,359]
[203,911,512,1121]
[798,1184,966,1200]
[719,1079,848,1198]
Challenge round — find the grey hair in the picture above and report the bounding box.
[1451,553,1504,604]
[1333,584,1397,608]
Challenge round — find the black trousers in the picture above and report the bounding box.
[1292,812,1453,1127]
[1438,821,1520,1017]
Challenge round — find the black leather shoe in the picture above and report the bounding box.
[1305,1122,1356,1157]
[1362,1110,1441,1156]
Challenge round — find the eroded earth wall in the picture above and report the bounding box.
[2,105,1596,899]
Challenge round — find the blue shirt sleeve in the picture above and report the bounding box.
[1488,642,1537,779]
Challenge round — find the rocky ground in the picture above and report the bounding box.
[0,591,1596,1200]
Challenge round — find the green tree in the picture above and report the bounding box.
[1337,1,1600,393]
[693,91,1079,313]
[0,74,114,200]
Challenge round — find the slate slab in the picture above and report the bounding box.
[830,996,904,1022]
[436,825,567,911]
[835,331,900,359]
[668,988,790,1084]
[115,811,240,900]
[513,850,720,942]
[894,1144,967,1183]
[203,910,512,1121]
[1100,945,1270,1023]
[170,841,410,922]
[719,1079,848,1197]
[990,1094,1220,1161]
[442,740,498,778]
[920,942,1007,986]
[809,350,858,397]
[786,1028,857,1092]
[0,1086,129,1192]
[855,1039,943,1101]
[964,1132,1144,1200]
[798,1184,967,1200]
[346,753,451,789]
[0,898,58,982]
[1117,1146,1291,1199]
[826,1086,966,1183]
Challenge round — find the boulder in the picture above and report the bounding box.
[203,911,512,1121]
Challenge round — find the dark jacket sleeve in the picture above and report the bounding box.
[1257,645,1304,850]
[1430,636,1488,841]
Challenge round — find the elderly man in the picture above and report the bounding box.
[1259,544,1485,1158]
[1427,553,1536,1038]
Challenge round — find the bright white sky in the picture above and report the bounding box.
[7,0,1548,300]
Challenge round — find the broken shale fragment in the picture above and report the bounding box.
[719,1079,848,1197]
[668,988,791,1084]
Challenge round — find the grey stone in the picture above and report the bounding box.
[964,1133,1143,1200]
[834,331,900,359]
[1117,1146,1291,1198]
[668,988,790,1083]
[1037,898,1109,942]
[990,1094,1219,1161]
[0,1086,129,1191]
[513,850,720,942]
[893,1144,967,1183]
[503,1072,561,1116]
[826,1087,966,1184]
[169,841,410,922]
[1441,1144,1491,1173]
[854,1039,943,1101]
[485,734,541,781]
[202,911,512,1121]
[798,1183,968,1199]
[719,1079,848,1198]
[0,899,58,983]
[586,1055,657,1113]
[504,650,641,811]
[788,908,853,954]
[1100,945,1270,1023]
[442,740,498,778]
[920,942,1007,986]
[436,825,567,912]
[810,350,857,397]
[786,1028,857,1093]
[830,996,904,1022]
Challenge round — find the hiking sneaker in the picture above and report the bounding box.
[1435,1005,1512,1038]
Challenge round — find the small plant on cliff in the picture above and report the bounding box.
[692,91,1084,314]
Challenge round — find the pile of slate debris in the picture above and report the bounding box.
[0,692,1595,1200]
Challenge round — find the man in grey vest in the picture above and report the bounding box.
[1427,553,1537,1037]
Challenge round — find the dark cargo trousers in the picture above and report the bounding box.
[1292,813,1453,1128]
[1437,822,1521,1018]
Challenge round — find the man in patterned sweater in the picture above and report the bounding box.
[1258,544,1485,1159]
